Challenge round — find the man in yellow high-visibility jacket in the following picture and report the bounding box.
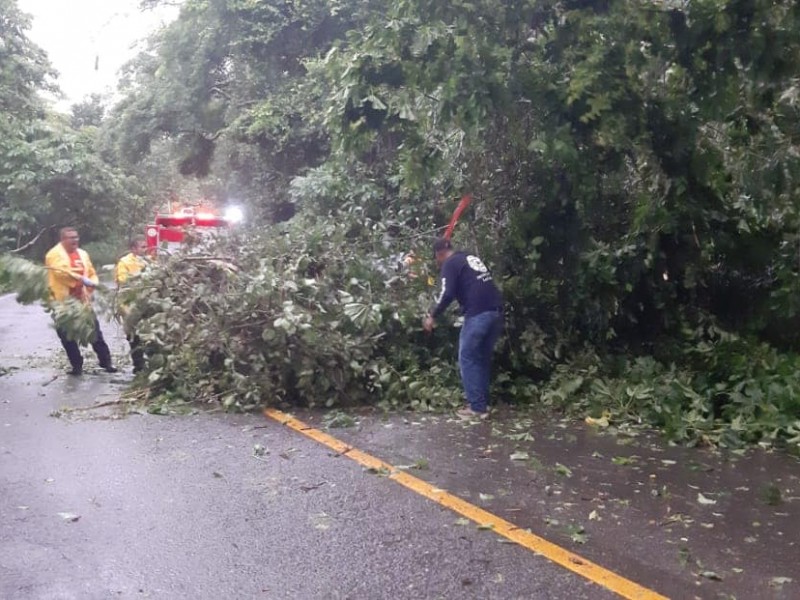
[115,236,149,373]
[45,227,117,376]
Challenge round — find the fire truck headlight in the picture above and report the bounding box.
[225,206,244,224]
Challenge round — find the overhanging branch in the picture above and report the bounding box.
[12,225,56,254]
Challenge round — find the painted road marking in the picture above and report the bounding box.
[264,408,668,600]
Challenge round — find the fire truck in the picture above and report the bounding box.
[145,206,243,254]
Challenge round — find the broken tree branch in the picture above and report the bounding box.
[12,226,56,254]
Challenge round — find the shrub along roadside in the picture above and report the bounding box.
[541,341,800,452]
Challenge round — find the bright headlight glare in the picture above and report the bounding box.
[225,206,244,223]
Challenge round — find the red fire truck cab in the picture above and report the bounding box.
[145,207,242,254]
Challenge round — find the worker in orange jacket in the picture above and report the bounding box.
[45,227,117,376]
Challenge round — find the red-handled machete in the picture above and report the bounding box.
[443,194,472,240]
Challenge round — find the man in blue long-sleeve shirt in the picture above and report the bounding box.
[423,237,504,419]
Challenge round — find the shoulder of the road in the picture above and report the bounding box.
[265,408,668,600]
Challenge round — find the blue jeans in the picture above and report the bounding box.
[458,309,503,413]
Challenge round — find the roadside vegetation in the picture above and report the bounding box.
[2,0,800,451]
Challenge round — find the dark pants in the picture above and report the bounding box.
[56,316,113,372]
[128,333,146,373]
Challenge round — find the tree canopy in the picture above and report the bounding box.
[0,0,138,257]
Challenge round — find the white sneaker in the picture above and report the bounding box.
[456,407,489,421]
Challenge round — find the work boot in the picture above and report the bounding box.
[101,365,118,373]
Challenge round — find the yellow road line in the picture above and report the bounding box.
[264,408,669,600]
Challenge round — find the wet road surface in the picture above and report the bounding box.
[299,408,800,600]
[2,293,799,599]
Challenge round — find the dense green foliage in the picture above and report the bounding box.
[123,225,463,410]
[3,0,800,449]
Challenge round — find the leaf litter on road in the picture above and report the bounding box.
[310,512,333,531]
[395,458,429,471]
[57,512,80,522]
[322,410,357,429]
[554,463,573,477]
[697,493,717,506]
[252,444,268,458]
[565,524,587,545]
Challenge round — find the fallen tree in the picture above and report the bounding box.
[122,221,464,411]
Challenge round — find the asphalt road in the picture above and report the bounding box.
[3,293,798,600]
[0,294,614,600]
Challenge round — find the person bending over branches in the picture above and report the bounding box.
[423,237,504,420]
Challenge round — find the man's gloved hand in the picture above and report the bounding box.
[80,276,96,288]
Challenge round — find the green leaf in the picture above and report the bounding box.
[555,463,573,477]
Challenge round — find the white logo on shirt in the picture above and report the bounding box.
[466,255,488,273]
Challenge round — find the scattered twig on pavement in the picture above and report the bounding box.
[41,374,59,387]
[300,482,327,492]
[60,398,132,413]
